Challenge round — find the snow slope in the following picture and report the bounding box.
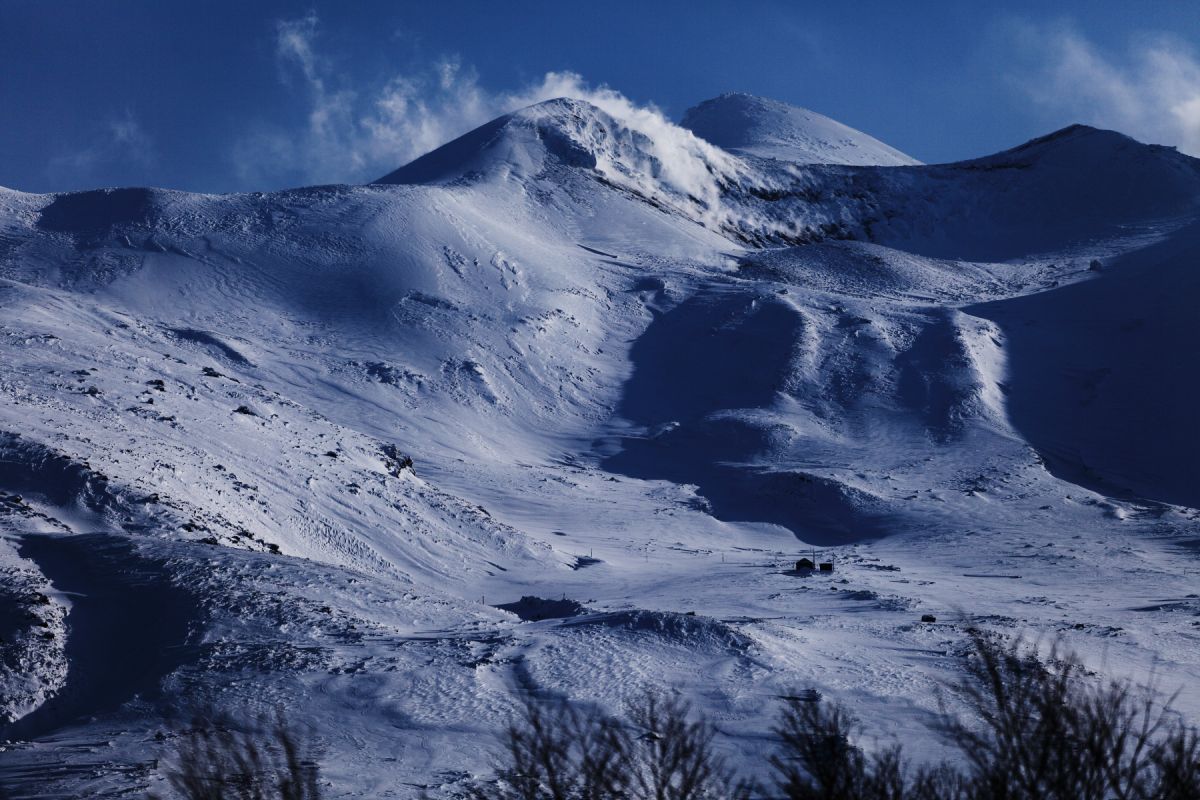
[680,93,920,166]
[2,96,1200,798]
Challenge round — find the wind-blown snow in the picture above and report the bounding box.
[3,93,1200,798]
[379,97,748,229]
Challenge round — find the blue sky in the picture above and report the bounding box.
[4,0,1200,193]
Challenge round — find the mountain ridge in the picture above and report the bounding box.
[4,91,1200,798]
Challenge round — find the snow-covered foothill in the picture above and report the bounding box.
[1,92,1200,798]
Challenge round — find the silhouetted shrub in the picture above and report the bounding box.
[152,711,322,800]
[483,633,1200,800]
[148,634,1200,799]
[472,691,749,800]
[770,695,967,800]
[937,630,1200,800]
[771,630,1200,799]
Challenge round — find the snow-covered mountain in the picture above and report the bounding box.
[3,94,1200,798]
[680,92,920,166]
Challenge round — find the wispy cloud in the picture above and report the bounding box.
[233,12,726,194]
[46,110,156,188]
[1008,22,1200,155]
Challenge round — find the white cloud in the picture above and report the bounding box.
[47,110,156,188]
[233,13,733,198]
[1010,23,1200,155]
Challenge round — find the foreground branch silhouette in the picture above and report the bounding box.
[152,712,322,800]
[473,632,1200,800]
[154,633,1200,799]
[472,691,751,800]
[768,630,1200,800]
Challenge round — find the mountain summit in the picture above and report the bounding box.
[376,97,744,222]
[680,92,919,166]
